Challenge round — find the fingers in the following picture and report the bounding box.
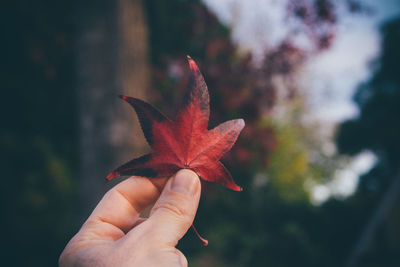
[175,249,188,267]
[63,171,198,267]
[82,176,168,236]
[144,169,201,246]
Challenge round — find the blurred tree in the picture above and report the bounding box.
[77,0,150,220]
[1,1,78,266]
[1,0,151,265]
[337,18,400,267]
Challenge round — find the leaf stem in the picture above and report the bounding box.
[191,224,208,246]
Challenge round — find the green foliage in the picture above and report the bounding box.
[267,120,310,203]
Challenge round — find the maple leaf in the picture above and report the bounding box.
[107,56,245,192]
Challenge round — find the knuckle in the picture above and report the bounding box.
[154,200,189,219]
[174,249,188,267]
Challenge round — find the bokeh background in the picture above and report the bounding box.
[2,0,400,266]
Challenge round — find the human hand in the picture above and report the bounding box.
[59,169,201,267]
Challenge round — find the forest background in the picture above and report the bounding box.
[1,0,400,266]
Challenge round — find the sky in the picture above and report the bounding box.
[306,0,400,122]
[203,0,400,203]
[203,0,400,122]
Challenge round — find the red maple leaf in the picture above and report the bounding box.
[107,56,245,191]
[106,56,245,245]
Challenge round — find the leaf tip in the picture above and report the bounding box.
[237,118,245,130]
[106,171,119,181]
[234,185,243,192]
[187,55,198,71]
[118,95,128,101]
[226,183,243,191]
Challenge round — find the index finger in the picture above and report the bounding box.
[83,176,168,236]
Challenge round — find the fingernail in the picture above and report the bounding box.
[171,169,198,195]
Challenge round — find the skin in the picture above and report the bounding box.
[59,169,201,267]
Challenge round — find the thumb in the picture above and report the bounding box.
[146,169,201,246]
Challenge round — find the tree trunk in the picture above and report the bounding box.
[345,173,400,267]
[76,0,149,223]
